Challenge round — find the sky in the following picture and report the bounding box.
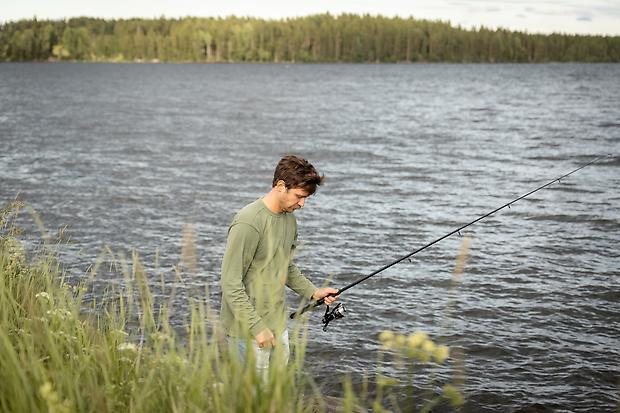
[2,0,620,36]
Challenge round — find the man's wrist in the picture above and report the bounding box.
[308,286,319,301]
[249,320,268,338]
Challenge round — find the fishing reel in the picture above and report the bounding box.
[322,302,346,331]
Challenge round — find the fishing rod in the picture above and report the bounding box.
[290,154,612,330]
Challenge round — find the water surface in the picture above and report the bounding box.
[1,62,619,412]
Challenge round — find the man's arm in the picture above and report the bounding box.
[287,263,339,304]
[286,229,339,304]
[221,222,268,338]
[285,227,318,299]
[286,261,319,301]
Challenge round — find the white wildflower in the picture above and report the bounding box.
[45,309,72,320]
[117,342,138,353]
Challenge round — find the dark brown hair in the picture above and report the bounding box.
[272,155,325,195]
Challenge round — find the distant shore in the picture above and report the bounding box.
[2,14,619,63]
[3,59,619,65]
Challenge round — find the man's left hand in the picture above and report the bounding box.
[312,287,340,305]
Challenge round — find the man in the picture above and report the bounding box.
[220,155,338,369]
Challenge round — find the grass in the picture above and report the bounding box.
[0,202,464,412]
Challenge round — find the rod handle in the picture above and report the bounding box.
[289,297,325,319]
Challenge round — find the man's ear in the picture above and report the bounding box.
[275,180,287,192]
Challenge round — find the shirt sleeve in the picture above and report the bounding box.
[285,229,318,300]
[220,222,268,337]
[286,263,318,300]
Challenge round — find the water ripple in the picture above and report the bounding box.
[1,62,619,412]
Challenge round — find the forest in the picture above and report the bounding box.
[1,14,619,63]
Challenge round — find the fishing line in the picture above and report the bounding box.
[290,154,612,330]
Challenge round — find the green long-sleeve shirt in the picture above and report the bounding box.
[220,199,318,338]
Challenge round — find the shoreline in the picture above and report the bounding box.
[2,59,619,64]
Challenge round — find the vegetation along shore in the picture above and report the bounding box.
[0,203,464,412]
[1,13,619,63]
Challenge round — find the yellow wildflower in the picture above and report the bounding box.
[422,339,436,353]
[433,345,450,363]
[378,330,394,343]
[407,331,427,348]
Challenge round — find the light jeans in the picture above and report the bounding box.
[229,330,290,379]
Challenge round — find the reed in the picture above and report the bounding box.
[0,202,464,412]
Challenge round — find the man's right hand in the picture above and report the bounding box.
[255,328,276,349]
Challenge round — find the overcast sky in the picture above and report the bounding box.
[2,0,620,36]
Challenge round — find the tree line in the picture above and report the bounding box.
[1,14,619,63]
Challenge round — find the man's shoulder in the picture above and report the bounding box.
[235,198,264,218]
[232,199,266,229]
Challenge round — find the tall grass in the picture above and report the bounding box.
[0,202,463,412]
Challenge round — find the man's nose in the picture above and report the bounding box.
[298,198,305,208]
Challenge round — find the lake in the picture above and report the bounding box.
[1,62,619,412]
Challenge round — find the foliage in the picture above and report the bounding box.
[1,14,618,63]
[0,202,464,412]
[0,203,314,413]
[371,331,463,412]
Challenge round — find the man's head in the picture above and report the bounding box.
[272,155,324,213]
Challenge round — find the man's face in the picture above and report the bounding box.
[280,186,310,213]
